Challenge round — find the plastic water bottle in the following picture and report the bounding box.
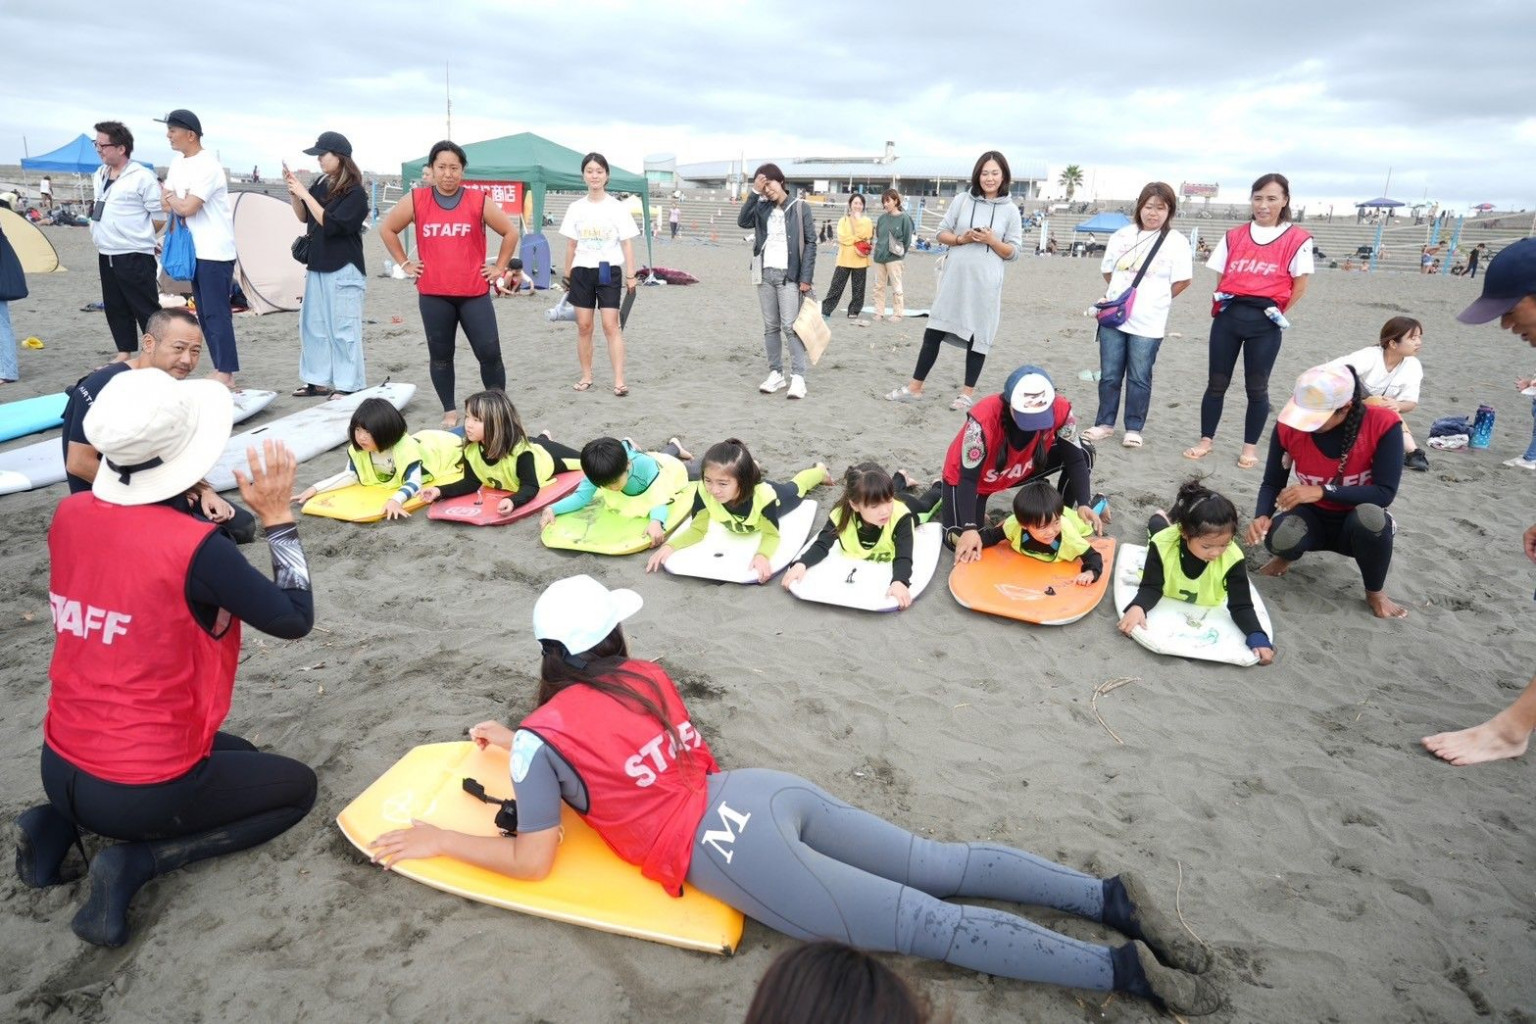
[1264,306,1292,329]
[1470,405,1496,449]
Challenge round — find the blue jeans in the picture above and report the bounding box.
[1525,399,1536,461]
[0,301,17,381]
[299,263,367,392]
[191,258,239,373]
[1094,324,1162,431]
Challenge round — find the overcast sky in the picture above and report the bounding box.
[5,0,1532,212]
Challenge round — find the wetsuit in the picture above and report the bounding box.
[979,513,1104,581]
[23,495,316,940]
[1256,407,1402,592]
[667,466,824,561]
[796,510,917,587]
[506,662,1165,996]
[413,187,504,411]
[549,442,689,524]
[1130,514,1269,649]
[433,437,581,507]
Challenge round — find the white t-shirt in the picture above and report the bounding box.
[1206,223,1313,277]
[165,149,236,261]
[1325,345,1423,404]
[1098,226,1193,339]
[763,206,789,270]
[91,161,163,255]
[559,194,640,269]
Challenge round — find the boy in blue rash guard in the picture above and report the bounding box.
[539,436,695,547]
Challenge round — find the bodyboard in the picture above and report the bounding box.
[1111,543,1274,667]
[540,454,692,555]
[336,741,743,955]
[0,392,67,443]
[428,471,583,527]
[664,501,819,584]
[949,536,1116,625]
[787,522,942,611]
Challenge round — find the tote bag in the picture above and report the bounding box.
[793,292,831,365]
[162,213,197,282]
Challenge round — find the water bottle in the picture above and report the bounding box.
[1470,405,1496,449]
[1264,306,1292,329]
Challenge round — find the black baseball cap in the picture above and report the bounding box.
[1458,238,1536,324]
[155,109,203,135]
[303,131,352,158]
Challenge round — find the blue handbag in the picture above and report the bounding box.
[162,213,197,281]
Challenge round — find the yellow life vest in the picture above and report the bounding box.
[1148,524,1244,606]
[347,429,463,489]
[835,501,911,563]
[600,452,689,518]
[462,437,553,492]
[1003,506,1093,563]
[698,481,779,536]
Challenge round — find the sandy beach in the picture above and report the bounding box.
[3,219,1534,1023]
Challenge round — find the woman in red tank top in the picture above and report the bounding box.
[380,141,520,428]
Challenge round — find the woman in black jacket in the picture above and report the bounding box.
[738,163,817,400]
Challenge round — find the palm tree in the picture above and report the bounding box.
[1058,165,1085,200]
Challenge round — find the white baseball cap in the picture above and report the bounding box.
[1277,365,1356,432]
[532,575,643,656]
[1005,364,1057,431]
[84,368,232,505]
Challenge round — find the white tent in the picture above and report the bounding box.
[160,191,305,315]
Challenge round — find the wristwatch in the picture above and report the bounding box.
[1322,483,1338,499]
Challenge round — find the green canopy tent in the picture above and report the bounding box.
[401,132,653,284]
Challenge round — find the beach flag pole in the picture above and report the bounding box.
[1369,219,1384,271]
[1440,216,1463,275]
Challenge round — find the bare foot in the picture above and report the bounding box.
[210,371,236,390]
[1366,591,1408,619]
[1259,557,1292,577]
[441,410,460,429]
[669,437,693,462]
[1422,714,1531,765]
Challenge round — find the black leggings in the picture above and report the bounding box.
[419,292,505,412]
[1265,503,1395,592]
[1199,303,1283,444]
[39,733,316,867]
[913,328,987,389]
[821,266,867,318]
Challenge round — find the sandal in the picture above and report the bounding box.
[1182,441,1214,460]
[292,383,332,398]
[949,393,974,411]
[885,385,925,402]
[572,379,593,392]
[1122,431,1143,448]
[1082,425,1115,442]
[1236,452,1259,469]
[613,384,629,398]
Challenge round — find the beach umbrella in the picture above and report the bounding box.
[1473,203,1495,211]
[1354,197,1405,208]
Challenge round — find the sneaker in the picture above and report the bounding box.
[1082,425,1115,442]
[759,370,786,394]
[1504,456,1536,470]
[849,318,871,328]
[787,375,807,400]
[1403,449,1430,472]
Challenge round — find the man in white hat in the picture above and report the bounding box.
[1422,239,1536,764]
[16,369,317,947]
[60,308,254,541]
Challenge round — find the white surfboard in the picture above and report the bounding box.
[859,306,930,318]
[663,501,818,584]
[788,521,942,612]
[1111,543,1274,667]
[0,389,279,497]
[205,383,416,492]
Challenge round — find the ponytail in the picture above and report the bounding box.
[831,463,895,531]
[1331,368,1368,485]
[1167,478,1239,538]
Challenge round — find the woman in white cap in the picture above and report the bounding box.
[15,369,318,947]
[286,131,369,398]
[1246,364,1408,618]
[368,575,1220,1017]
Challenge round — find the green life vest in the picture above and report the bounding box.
[600,452,690,518]
[835,501,911,563]
[462,437,553,492]
[699,481,778,536]
[347,429,463,489]
[1003,506,1093,563]
[1148,524,1245,607]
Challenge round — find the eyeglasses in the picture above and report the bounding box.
[93,142,122,150]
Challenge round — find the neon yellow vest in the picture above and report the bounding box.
[600,452,689,518]
[836,501,911,563]
[698,481,779,536]
[462,437,553,492]
[1148,525,1244,606]
[1003,507,1093,563]
[347,429,463,489]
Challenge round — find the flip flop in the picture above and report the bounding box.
[1182,442,1214,460]
[1236,453,1259,469]
[885,386,925,402]
[613,384,629,398]
[292,383,332,398]
[949,393,974,411]
[572,380,593,392]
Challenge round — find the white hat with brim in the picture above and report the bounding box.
[532,575,644,657]
[84,369,233,505]
[1276,365,1354,433]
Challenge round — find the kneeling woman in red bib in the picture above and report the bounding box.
[16,369,318,947]
[932,364,1104,563]
[368,575,1221,1016]
[1246,364,1408,619]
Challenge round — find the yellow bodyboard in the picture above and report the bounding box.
[301,485,429,523]
[336,741,744,955]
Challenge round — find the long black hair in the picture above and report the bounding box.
[1330,367,1369,484]
[831,463,895,531]
[1166,478,1239,539]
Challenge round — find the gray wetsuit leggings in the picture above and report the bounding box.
[686,769,1114,991]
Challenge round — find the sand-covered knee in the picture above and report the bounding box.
[1354,504,1386,533]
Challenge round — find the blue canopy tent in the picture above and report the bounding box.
[1073,211,1132,233]
[20,134,154,174]
[1354,197,1404,209]
[1354,198,1404,271]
